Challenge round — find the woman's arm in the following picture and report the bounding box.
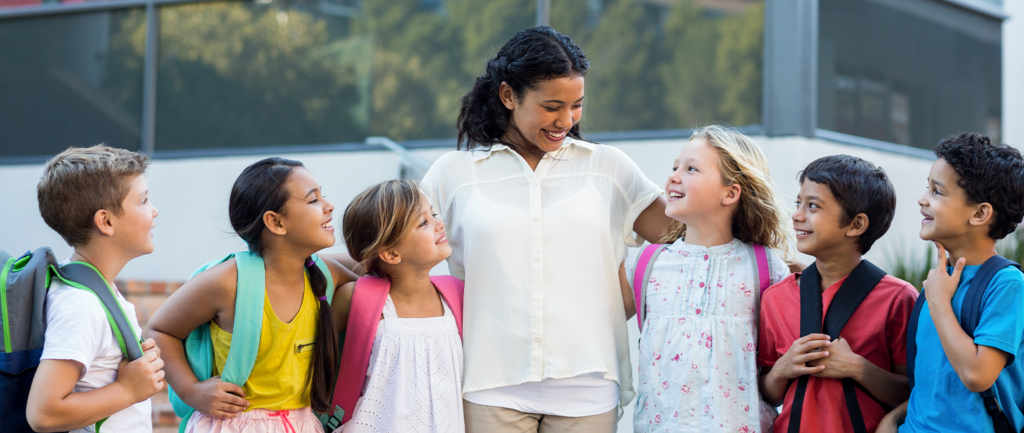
[633,196,672,243]
[146,262,250,418]
[321,252,362,275]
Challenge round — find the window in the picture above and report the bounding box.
[551,0,765,134]
[817,0,1002,150]
[0,9,145,156]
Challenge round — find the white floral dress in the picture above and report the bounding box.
[626,238,789,433]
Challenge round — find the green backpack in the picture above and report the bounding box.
[1,247,144,433]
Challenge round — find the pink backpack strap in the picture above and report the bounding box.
[752,244,771,294]
[633,244,667,332]
[332,276,390,424]
[431,276,465,339]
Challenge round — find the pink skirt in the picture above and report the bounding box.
[184,407,325,433]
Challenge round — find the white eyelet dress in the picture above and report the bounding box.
[338,295,464,433]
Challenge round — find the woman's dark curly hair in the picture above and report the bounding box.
[457,26,589,157]
[935,133,1024,240]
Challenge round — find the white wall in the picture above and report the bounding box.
[1004,0,1024,148]
[0,137,935,281]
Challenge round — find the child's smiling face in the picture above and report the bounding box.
[793,179,857,258]
[918,158,976,243]
[390,196,451,269]
[279,167,336,251]
[112,174,159,257]
[665,138,732,223]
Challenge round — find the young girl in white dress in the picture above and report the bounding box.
[621,125,795,433]
[330,180,464,433]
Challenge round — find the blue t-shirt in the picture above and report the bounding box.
[901,264,1024,433]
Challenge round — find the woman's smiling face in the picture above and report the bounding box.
[501,75,584,153]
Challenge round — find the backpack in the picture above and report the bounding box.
[168,251,336,433]
[906,255,1022,433]
[0,247,144,433]
[786,260,887,433]
[328,275,464,428]
[631,243,772,332]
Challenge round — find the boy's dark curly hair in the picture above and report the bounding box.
[935,133,1024,240]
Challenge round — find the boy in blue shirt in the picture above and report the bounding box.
[880,133,1024,432]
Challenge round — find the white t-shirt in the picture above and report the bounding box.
[40,277,152,433]
[421,138,661,416]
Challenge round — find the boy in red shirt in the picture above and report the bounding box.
[758,155,918,432]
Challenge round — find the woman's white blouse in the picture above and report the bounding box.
[421,138,662,408]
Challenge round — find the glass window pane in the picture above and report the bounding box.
[0,9,145,157]
[551,0,765,133]
[818,0,1002,150]
[154,0,535,150]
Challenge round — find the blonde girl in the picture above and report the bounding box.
[620,125,795,432]
[325,180,465,433]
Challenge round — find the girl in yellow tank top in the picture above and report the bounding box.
[210,274,318,411]
[147,158,359,433]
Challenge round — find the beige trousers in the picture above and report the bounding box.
[464,400,617,433]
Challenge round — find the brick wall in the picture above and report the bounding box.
[114,279,183,432]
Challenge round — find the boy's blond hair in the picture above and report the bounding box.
[37,145,150,247]
[663,125,796,262]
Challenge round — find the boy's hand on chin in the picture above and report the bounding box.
[923,242,965,307]
[808,337,864,380]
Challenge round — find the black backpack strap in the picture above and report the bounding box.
[48,263,144,361]
[906,290,926,391]
[788,260,886,433]
[961,255,1020,433]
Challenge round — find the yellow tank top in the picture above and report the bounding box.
[210,273,319,411]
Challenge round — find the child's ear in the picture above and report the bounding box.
[378,249,401,265]
[93,209,115,237]
[845,213,870,238]
[721,184,742,207]
[263,211,287,236]
[970,203,994,228]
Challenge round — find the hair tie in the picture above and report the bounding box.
[305,258,315,268]
[318,296,327,301]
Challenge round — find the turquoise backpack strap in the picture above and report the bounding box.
[220,252,265,387]
[171,252,267,433]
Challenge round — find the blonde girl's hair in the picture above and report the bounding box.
[342,179,426,278]
[661,125,796,262]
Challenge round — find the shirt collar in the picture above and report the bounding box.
[471,137,595,162]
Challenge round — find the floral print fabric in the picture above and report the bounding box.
[627,238,789,432]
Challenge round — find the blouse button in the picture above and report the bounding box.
[699,282,705,288]
[533,255,541,261]
[532,181,538,187]
[704,254,709,261]
[534,337,541,343]
[533,297,540,303]
[533,216,539,221]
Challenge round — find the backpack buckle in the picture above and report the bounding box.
[983,394,1002,416]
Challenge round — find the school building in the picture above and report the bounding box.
[1,0,1022,430]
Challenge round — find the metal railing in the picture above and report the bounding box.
[365,136,432,180]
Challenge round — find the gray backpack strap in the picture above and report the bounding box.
[49,262,144,361]
[1,247,56,354]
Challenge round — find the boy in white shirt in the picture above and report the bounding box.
[26,145,165,433]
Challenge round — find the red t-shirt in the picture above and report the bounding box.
[757,273,918,433]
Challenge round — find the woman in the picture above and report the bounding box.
[420,26,671,432]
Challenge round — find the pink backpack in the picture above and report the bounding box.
[632,244,771,331]
[330,275,464,425]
